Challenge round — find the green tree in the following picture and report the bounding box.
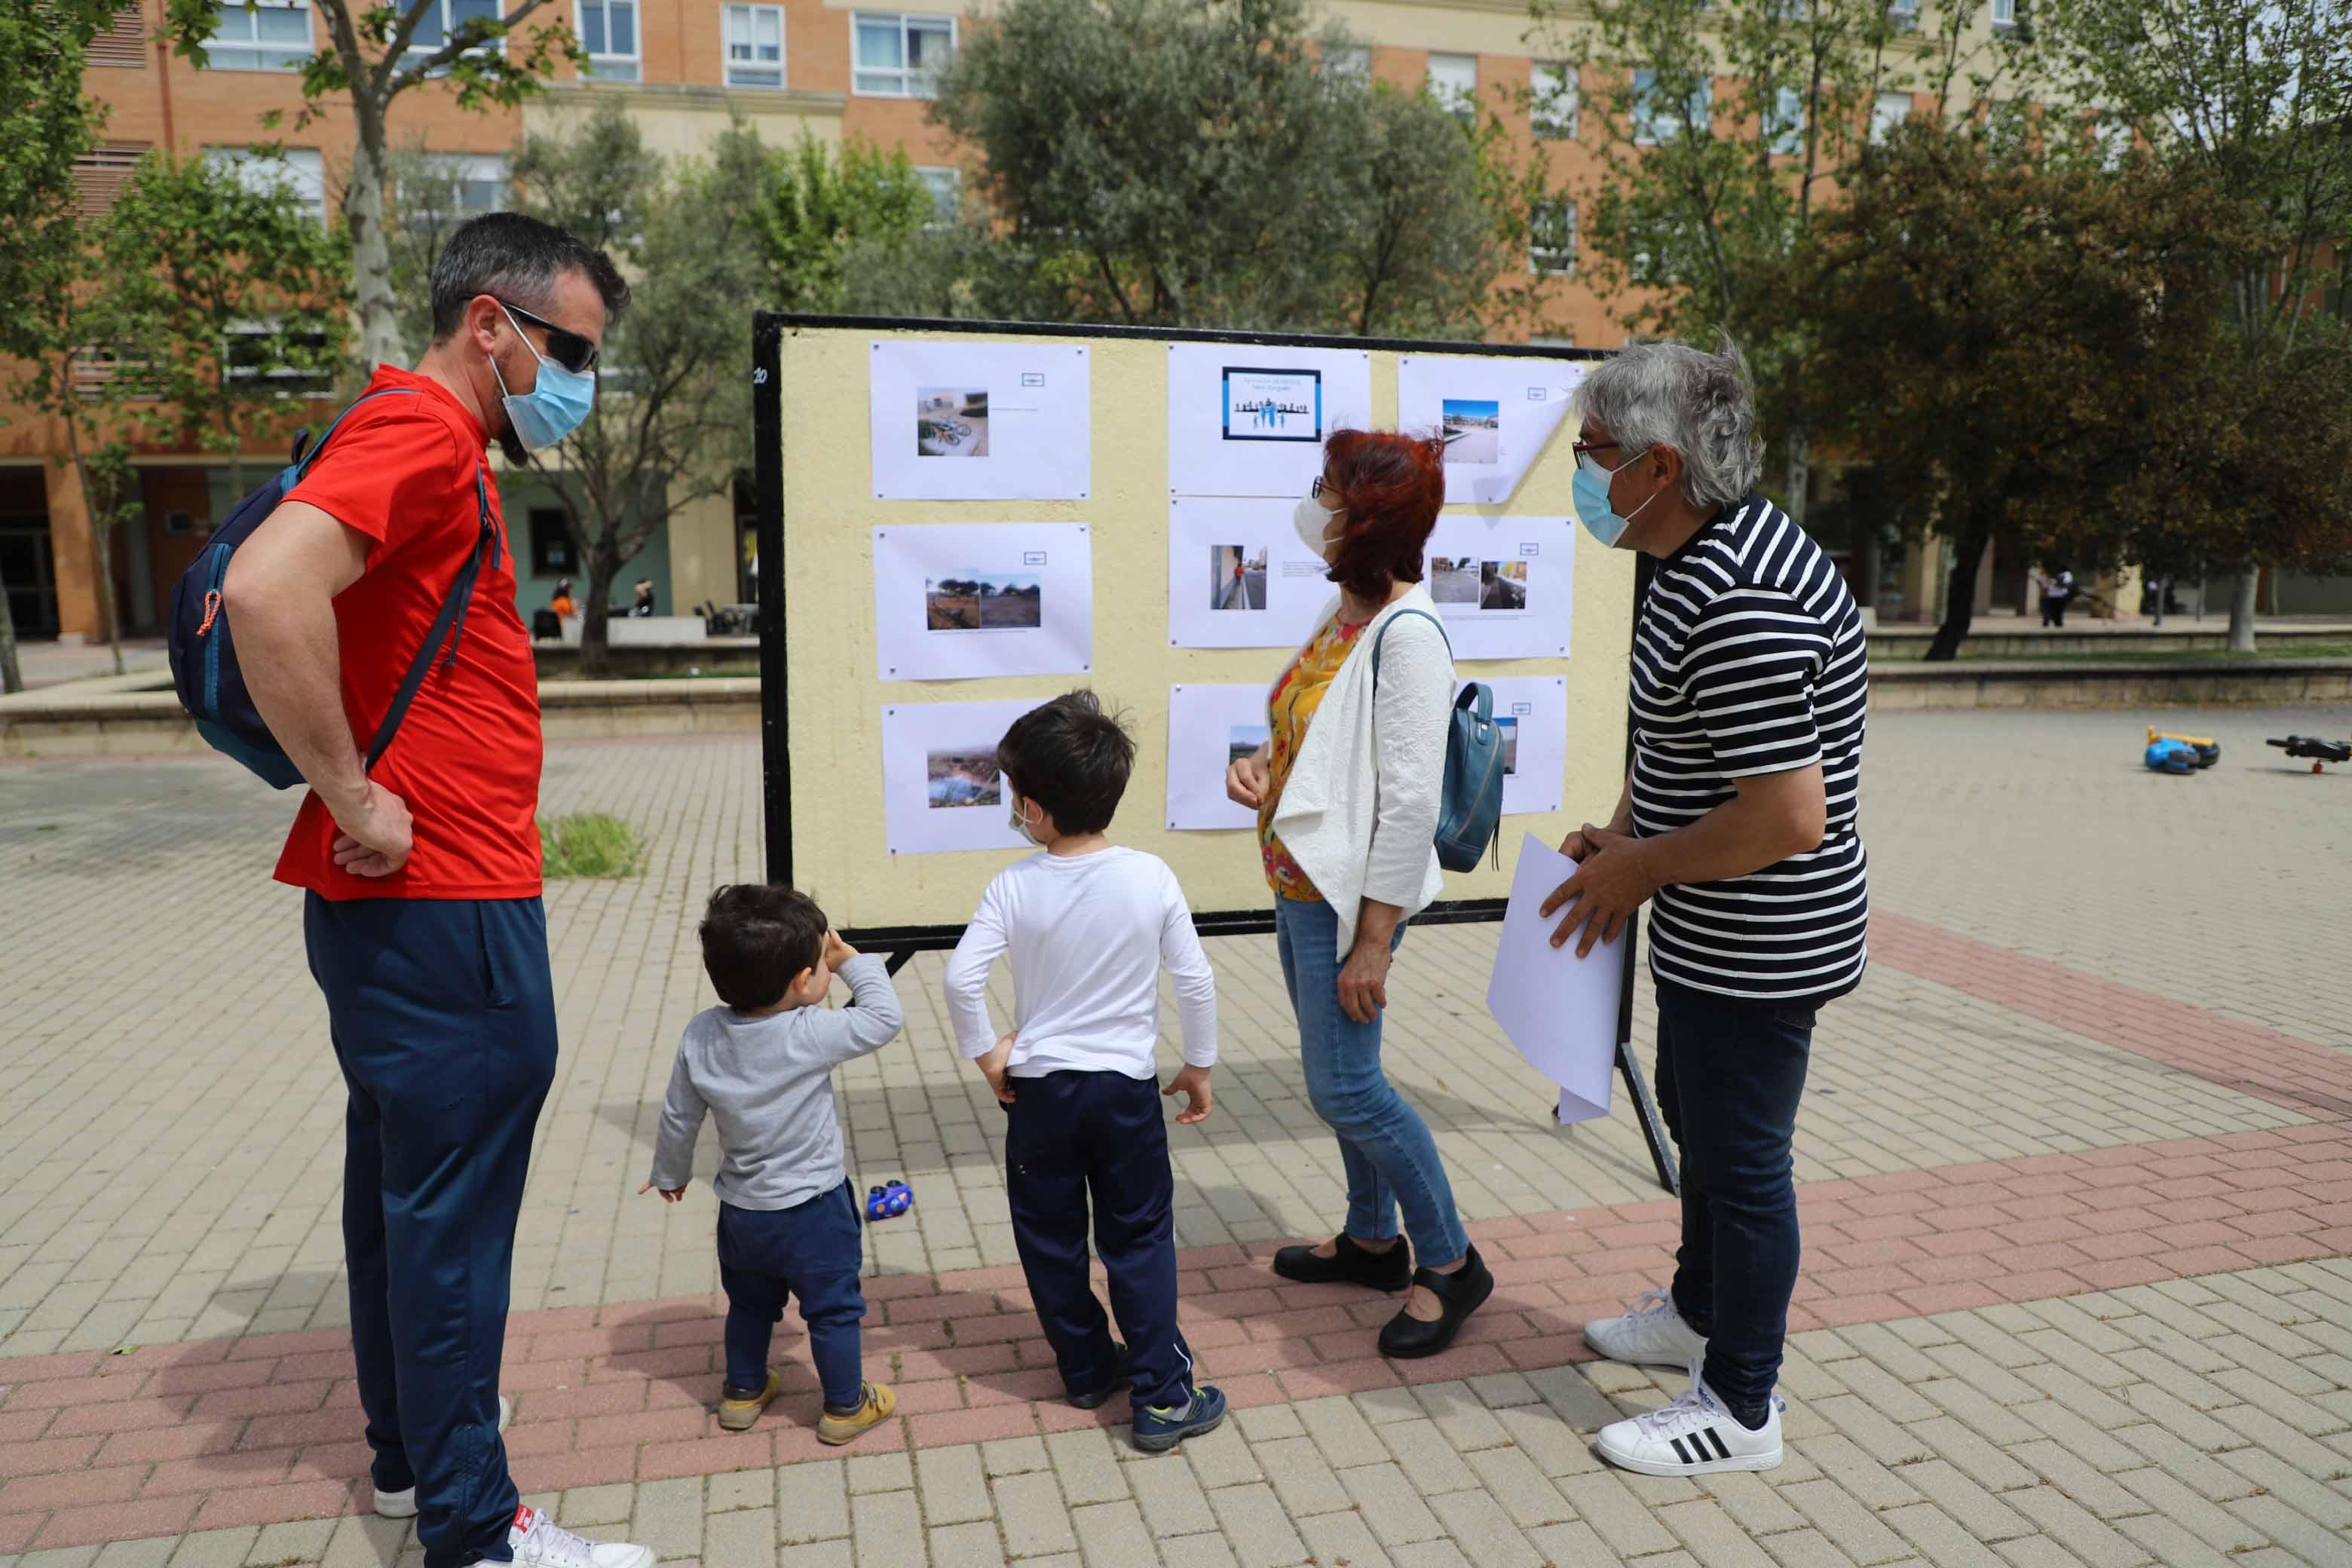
[2038,0,2352,648]
[1780,121,2267,660]
[926,0,1536,336]
[161,0,583,370]
[510,100,764,674]
[756,136,938,312]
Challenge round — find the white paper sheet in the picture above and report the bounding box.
[1458,675,1568,817]
[1398,355,1587,505]
[871,522,1094,681]
[1166,496,1336,650]
[1487,832,1624,1124]
[870,341,1092,501]
[1422,514,1576,660]
[1163,682,1272,831]
[880,698,1053,856]
[1165,344,1374,498]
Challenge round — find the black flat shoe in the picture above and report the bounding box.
[1069,1344,1132,1410]
[1377,1245,1493,1359]
[1270,1233,1413,1292]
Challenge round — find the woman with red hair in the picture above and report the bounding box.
[1223,430,1493,1358]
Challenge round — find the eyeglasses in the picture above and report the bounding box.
[498,299,600,375]
[1573,439,1641,475]
[1310,476,1331,499]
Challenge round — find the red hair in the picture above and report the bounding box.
[1321,429,1445,602]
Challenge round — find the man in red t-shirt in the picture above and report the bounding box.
[223,214,651,1568]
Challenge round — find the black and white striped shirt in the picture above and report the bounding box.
[1631,495,1868,1006]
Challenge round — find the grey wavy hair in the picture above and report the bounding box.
[1571,337,1762,510]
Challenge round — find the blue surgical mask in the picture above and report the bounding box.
[491,302,596,452]
[1571,446,1661,547]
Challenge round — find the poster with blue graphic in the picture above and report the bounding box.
[1222,367,1321,443]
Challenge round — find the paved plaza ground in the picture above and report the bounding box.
[2,703,2349,1566]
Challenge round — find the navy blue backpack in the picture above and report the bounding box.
[1370,607,1506,872]
[167,388,499,789]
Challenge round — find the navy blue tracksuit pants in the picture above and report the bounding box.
[1003,1070,1196,1416]
[306,895,558,1568]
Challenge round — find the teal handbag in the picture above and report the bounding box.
[1370,608,1505,872]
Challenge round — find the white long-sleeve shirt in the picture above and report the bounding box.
[942,846,1217,1079]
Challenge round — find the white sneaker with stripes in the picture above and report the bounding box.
[1595,1365,1784,1476]
[1583,1286,1709,1368]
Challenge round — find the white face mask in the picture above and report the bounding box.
[1008,796,1041,846]
[1293,495,1340,561]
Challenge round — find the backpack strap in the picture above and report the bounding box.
[361,463,497,771]
[1370,605,1452,684]
[284,387,425,484]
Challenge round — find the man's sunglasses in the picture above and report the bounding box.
[498,299,600,375]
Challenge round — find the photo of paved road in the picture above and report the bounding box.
[1441,397,1501,463]
[1431,556,1483,604]
[1210,544,1267,610]
[1482,559,1528,608]
[926,574,1043,629]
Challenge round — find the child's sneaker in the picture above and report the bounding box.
[1132,1386,1227,1453]
[1069,1344,1132,1410]
[718,1368,782,1432]
[373,1396,510,1518]
[506,1503,655,1566]
[816,1380,897,1445]
[1594,1367,1783,1476]
[1583,1287,1709,1368]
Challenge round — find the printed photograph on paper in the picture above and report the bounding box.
[1229,724,1269,767]
[1496,715,1520,776]
[925,571,1043,631]
[926,749,1003,809]
[1430,558,1527,609]
[1222,366,1323,443]
[1208,544,1269,610]
[1439,397,1502,464]
[916,387,991,457]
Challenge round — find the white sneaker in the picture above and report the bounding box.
[1583,1286,1709,1367]
[371,1395,512,1519]
[505,1504,655,1568]
[1595,1364,1784,1476]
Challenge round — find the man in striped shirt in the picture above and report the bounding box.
[1539,339,1869,1477]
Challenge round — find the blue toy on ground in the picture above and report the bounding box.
[866,1181,913,1220]
[2144,739,2197,774]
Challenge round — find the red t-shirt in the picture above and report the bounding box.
[273,365,543,901]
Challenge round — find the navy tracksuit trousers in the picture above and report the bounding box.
[306,894,558,1568]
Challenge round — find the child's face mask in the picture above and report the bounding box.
[1009,795,1043,847]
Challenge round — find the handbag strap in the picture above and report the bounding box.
[1370,605,1452,684]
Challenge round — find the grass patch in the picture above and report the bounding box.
[541,812,646,879]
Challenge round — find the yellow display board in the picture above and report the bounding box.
[764,319,1634,938]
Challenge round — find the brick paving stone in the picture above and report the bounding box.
[1070,1499,1160,1568]
[991,1471,1076,1559]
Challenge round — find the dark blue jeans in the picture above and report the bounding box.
[305,895,557,1568]
[1654,977,1818,1415]
[717,1182,867,1410]
[1003,1070,1196,1413]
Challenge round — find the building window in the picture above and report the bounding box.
[72,144,150,218]
[409,0,507,61]
[530,509,577,574]
[204,145,327,225]
[1889,0,1920,32]
[914,166,960,221]
[90,2,149,69]
[1530,62,1577,139]
[1766,85,1805,156]
[1322,44,1370,84]
[1991,0,2020,33]
[204,0,311,72]
[578,0,639,81]
[1633,69,1711,145]
[1530,200,1576,275]
[853,13,954,98]
[1870,89,1911,143]
[1426,52,1478,119]
[223,318,335,397]
[724,4,785,88]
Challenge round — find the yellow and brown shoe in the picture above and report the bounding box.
[816,1381,896,1446]
[718,1369,782,1432]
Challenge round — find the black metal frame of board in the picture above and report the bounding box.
[752,311,1677,1195]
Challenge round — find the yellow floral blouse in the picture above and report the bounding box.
[1259,611,1370,901]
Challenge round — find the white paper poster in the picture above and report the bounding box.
[1165,344,1374,498]
[1487,833,1624,1124]
[1398,355,1587,505]
[1422,514,1576,660]
[871,522,1093,681]
[1460,676,1568,817]
[880,698,1051,856]
[870,341,1092,501]
[1163,682,1272,831]
[1166,497,1334,650]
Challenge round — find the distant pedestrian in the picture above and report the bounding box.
[2038,566,2075,626]
[221,212,652,1568]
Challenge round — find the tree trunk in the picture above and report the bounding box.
[0,556,22,694]
[2226,569,2258,654]
[60,412,126,678]
[1925,530,1988,663]
[580,550,620,679]
[347,98,409,371]
[1781,425,1808,526]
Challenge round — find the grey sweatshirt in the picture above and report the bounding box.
[647,954,904,1210]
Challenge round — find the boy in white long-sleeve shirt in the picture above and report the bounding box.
[943,691,1227,1453]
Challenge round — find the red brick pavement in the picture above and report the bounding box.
[2,912,2346,1554]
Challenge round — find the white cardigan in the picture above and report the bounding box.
[1268,586,1453,959]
